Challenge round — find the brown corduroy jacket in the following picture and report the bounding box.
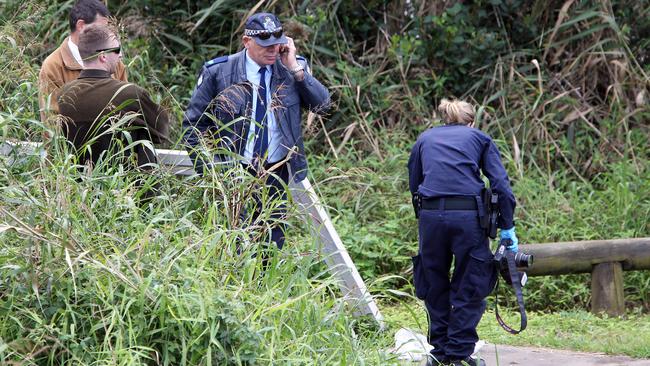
[38,36,128,122]
[58,69,169,169]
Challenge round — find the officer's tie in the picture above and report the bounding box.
[253,66,269,160]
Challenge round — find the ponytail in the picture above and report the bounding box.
[438,98,475,125]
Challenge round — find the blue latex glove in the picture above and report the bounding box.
[500,227,519,252]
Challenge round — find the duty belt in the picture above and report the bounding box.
[420,197,478,210]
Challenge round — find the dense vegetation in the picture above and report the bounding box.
[1,0,648,364]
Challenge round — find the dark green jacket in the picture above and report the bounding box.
[58,69,170,169]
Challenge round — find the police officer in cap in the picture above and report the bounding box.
[408,99,518,366]
[182,12,330,250]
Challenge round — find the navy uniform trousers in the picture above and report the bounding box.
[245,160,290,250]
[418,203,496,361]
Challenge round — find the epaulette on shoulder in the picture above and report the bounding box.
[204,55,228,68]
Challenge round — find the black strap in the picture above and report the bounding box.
[494,251,528,334]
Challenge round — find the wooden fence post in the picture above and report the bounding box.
[521,238,650,316]
[591,262,625,316]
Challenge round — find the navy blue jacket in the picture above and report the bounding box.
[182,50,330,181]
[408,125,516,229]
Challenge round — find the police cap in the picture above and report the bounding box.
[244,13,288,47]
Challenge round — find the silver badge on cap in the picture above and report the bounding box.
[263,16,275,32]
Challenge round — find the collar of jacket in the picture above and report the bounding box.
[60,36,83,72]
[231,49,288,87]
[79,69,112,79]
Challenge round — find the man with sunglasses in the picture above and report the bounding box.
[57,24,169,176]
[39,0,128,124]
[182,12,330,251]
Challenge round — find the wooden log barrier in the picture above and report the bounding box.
[520,238,650,316]
[0,141,384,326]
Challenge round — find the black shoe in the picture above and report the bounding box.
[421,354,451,366]
[450,356,485,366]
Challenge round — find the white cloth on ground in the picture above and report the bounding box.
[388,328,486,362]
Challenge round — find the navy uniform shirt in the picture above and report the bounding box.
[408,124,516,229]
[181,50,330,181]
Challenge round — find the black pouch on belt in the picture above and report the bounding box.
[412,254,429,300]
[480,187,499,239]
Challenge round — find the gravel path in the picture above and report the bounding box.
[477,343,650,366]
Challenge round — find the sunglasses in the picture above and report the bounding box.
[95,46,121,54]
[256,30,283,40]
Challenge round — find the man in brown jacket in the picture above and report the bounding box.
[58,23,169,171]
[39,0,127,122]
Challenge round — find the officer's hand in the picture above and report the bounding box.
[279,37,298,69]
[500,227,518,252]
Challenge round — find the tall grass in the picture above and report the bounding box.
[0,135,401,364]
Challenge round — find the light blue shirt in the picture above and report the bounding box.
[243,51,284,163]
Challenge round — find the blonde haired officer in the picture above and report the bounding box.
[408,99,517,366]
